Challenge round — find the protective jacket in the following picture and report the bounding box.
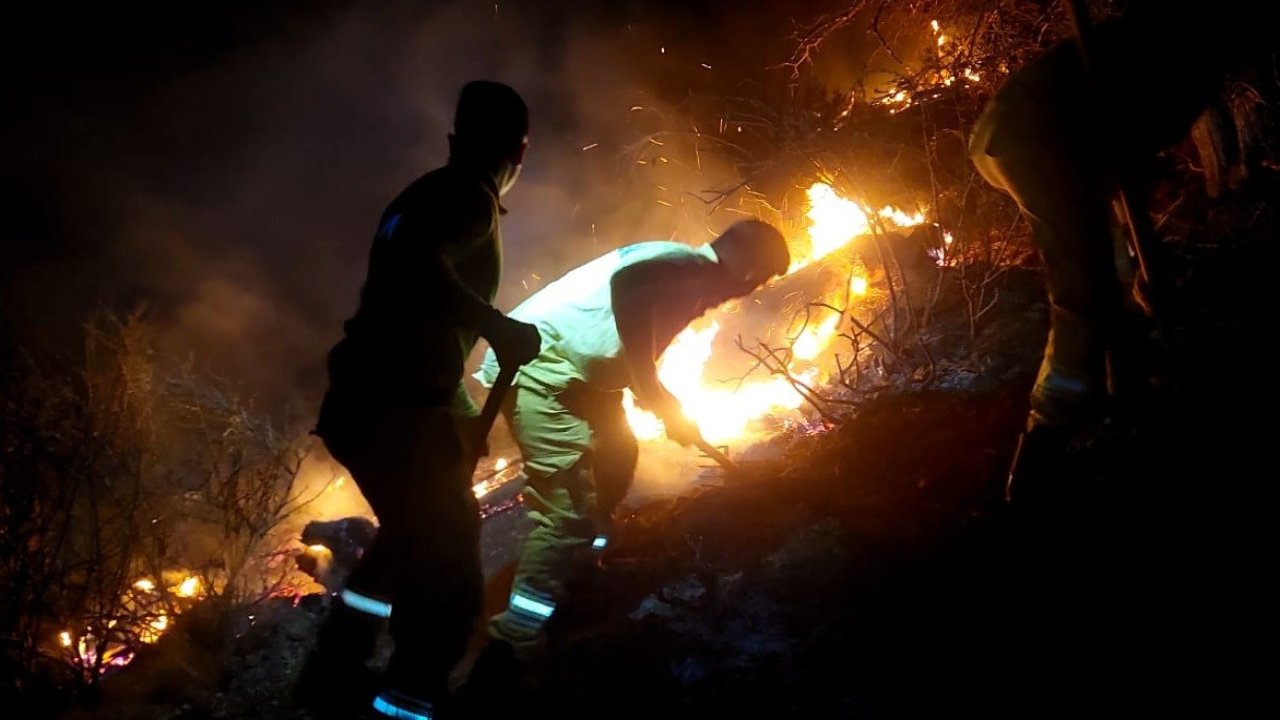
[319,163,502,434]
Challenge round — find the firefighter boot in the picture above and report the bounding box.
[1005,418,1072,514]
[292,597,384,718]
[451,640,537,718]
[370,688,439,720]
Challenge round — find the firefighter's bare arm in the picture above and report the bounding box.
[612,261,704,446]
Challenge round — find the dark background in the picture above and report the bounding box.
[1,0,849,418]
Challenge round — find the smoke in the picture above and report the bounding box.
[3,0,854,430]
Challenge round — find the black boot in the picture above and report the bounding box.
[370,688,438,720]
[1005,422,1072,513]
[450,640,532,718]
[292,598,383,718]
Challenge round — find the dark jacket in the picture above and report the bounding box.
[317,163,503,437]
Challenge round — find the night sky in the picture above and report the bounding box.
[2,0,845,417]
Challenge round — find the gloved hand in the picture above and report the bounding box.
[489,316,542,369]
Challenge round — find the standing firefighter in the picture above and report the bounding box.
[968,2,1266,506]
[295,80,542,720]
[461,220,790,697]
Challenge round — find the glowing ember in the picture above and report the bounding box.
[625,182,924,445]
[883,89,911,112]
[472,457,521,499]
[59,631,72,647]
[132,578,156,592]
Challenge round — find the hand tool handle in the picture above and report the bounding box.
[475,365,518,457]
[695,438,740,473]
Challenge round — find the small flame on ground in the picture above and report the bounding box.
[133,578,155,592]
[59,631,72,647]
[472,457,520,499]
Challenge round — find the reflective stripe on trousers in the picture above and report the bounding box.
[372,690,434,720]
[504,585,558,631]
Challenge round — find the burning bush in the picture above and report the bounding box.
[588,1,1097,449]
[0,312,326,706]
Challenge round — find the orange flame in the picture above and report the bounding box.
[625,182,923,445]
[174,575,201,598]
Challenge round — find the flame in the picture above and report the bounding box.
[61,569,218,675]
[140,615,169,644]
[175,575,201,598]
[792,313,842,362]
[472,457,521,499]
[883,89,911,112]
[625,182,923,445]
[850,275,869,297]
[797,183,871,269]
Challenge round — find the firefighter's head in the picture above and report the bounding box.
[711,220,791,295]
[449,80,529,196]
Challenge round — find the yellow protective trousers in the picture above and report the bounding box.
[488,369,637,657]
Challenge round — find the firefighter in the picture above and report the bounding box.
[293,80,542,720]
[968,2,1266,507]
[459,220,790,698]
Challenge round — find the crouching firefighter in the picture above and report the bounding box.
[458,220,791,700]
[293,80,542,720]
